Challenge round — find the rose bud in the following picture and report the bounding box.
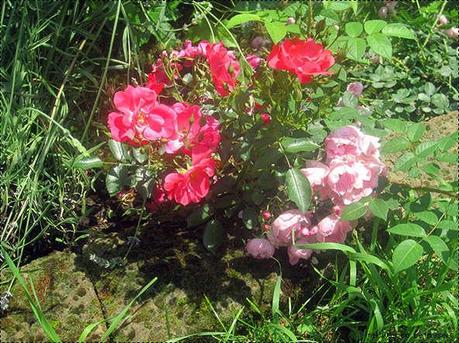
[262,211,272,220]
[446,27,459,39]
[260,113,271,125]
[437,14,448,26]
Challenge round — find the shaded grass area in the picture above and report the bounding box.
[0,0,167,265]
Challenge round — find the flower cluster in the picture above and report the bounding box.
[147,40,241,97]
[246,126,386,265]
[108,40,234,207]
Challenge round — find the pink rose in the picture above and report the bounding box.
[165,103,220,164]
[163,158,215,206]
[301,161,330,195]
[346,82,364,97]
[325,126,380,162]
[108,85,177,145]
[316,215,352,243]
[269,210,313,247]
[246,238,275,259]
[205,42,240,96]
[246,54,261,70]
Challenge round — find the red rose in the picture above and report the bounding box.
[267,38,335,84]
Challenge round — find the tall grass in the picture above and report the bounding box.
[0,0,146,269]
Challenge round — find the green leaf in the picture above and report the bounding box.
[242,207,258,230]
[108,139,130,162]
[388,223,426,237]
[187,204,212,227]
[367,33,392,59]
[280,137,320,153]
[285,168,312,213]
[72,157,103,170]
[265,21,287,43]
[394,152,417,172]
[437,220,458,231]
[424,82,436,96]
[105,165,130,196]
[414,211,438,225]
[369,198,389,221]
[345,22,363,37]
[415,141,438,158]
[382,138,411,154]
[226,13,261,29]
[347,37,367,61]
[203,219,225,254]
[296,242,356,254]
[382,118,407,132]
[392,239,424,273]
[364,20,387,34]
[382,23,416,39]
[341,198,369,221]
[407,123,426,142]
[423,236,449,264]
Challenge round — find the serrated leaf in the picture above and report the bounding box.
[280,138,320,153]
[226,13,261,29]
[285,168,311,213]
[367,33,392,59]
[388,223,426,237]
[108,139,130,162]
[415,141,438,158]
[369,198,389,221]
[364,20,387,34]
[203,220,225,254]
[382,23,415,39]
[345,22,363,37]
[382,118,407,132]
[407,123,426,142]
[265,21,287,43]
[423,236,449,264]
[347,37,367,61]
[382,138,411,154]
[341,198,369,221]
[394,152,417,172]
[392,239,423,273]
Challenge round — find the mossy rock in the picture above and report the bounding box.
[0,251,106,341]
[80,225,316,342]
[383,111,458,189]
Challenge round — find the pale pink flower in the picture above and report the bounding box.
[316,215,352,243]
[269,210,313,247]
[246,238,275,259]
[288,240,313,265]
[246,54,261,70]
[346,82,364,97]
[437,15,448,26]
[326,158,377,205]
[325,126,381,162]
[446,27,459,39]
